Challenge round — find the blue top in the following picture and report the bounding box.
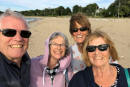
[69,64,130,87]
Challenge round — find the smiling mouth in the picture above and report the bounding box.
[10,45,23,48]
[55,51,62,54]
[76,35,83,38]
[94,56,103,60]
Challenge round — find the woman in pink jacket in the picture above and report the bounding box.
[30,32,73,87]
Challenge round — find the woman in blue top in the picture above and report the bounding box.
[69,30,130,87]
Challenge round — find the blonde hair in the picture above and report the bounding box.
[83,30,119,66]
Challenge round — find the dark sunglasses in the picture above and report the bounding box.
[0,29,31,38]
[86,44,109,52]
[72,27,89,32]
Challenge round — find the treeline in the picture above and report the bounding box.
[102,0,130,17]
[0,0,130,17]
[19,3,103,17]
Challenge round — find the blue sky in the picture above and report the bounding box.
[0,0,115,11]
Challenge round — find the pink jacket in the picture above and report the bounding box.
[30,32,73,87]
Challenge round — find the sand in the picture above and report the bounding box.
[28,17,130,68]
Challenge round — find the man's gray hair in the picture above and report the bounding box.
[49,32,70,56]
[0,9,28,29]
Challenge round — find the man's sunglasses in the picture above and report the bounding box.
[72,27,89,32]
[86,44,109,52]
[0,29,31,38]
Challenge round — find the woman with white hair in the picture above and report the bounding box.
[30,32,73,87]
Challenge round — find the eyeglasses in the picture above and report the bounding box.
[86,44,109,52]
[50,43,66,48]
[72,27,89,32]
[0,29,31,38]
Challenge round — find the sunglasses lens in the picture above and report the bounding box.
[98,44,109,51]
[2,29,16,37]
[0,29,31,38]
[86,44,109,52]
[72,28,78,32]
[86,46,96,52]
[80,27,89,31]
[72,27,89,33]
[21,30,31,38]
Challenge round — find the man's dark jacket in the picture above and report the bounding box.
[69,64,130,87]
[0,52,31,87]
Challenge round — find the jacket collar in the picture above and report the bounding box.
[0,52,30,66]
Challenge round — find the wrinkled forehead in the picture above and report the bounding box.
[0,16,28,30]
[50,35,65,43]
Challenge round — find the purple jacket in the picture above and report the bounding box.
[30,32,73,87]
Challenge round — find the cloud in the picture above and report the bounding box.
[0,0,114,11]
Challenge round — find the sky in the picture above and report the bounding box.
[0,0,115,11]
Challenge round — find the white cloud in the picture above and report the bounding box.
[0,0,114,11]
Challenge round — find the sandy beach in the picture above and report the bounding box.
[28,17,130,68]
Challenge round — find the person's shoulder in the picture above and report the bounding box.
[31,55,43,63]
[70,44,77,50]
[74,69,85,77]
[0,57,2,63]
[71,67,91,80]
[112,64,130,74]
[111,63,123,68]
[69,70,84,86]
[127,68,130,74]
[70,43,76,47]
[69,67,92,87]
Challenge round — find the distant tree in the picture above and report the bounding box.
[18,0,130,17]
[120,5,130,17]
[65,7,72,15]
[35,9,42,16]
[21,10,35,16]
[84,3,99,16]
[82,6,89,15]
[49,9,56,16]
[98,8,109,17]
[55,6,65,16]
[107,0,130,17]
[72,5,82,13]
[0,11,3,14]
[107,3,117,17]
[44,8,51,16]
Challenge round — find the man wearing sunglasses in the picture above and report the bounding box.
[0,9,31,87]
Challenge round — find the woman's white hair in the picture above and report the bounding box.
[49,32,70,56]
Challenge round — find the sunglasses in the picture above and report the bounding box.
[86,44,109,52]
[72,27,89,32]
[0,29,31,38]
